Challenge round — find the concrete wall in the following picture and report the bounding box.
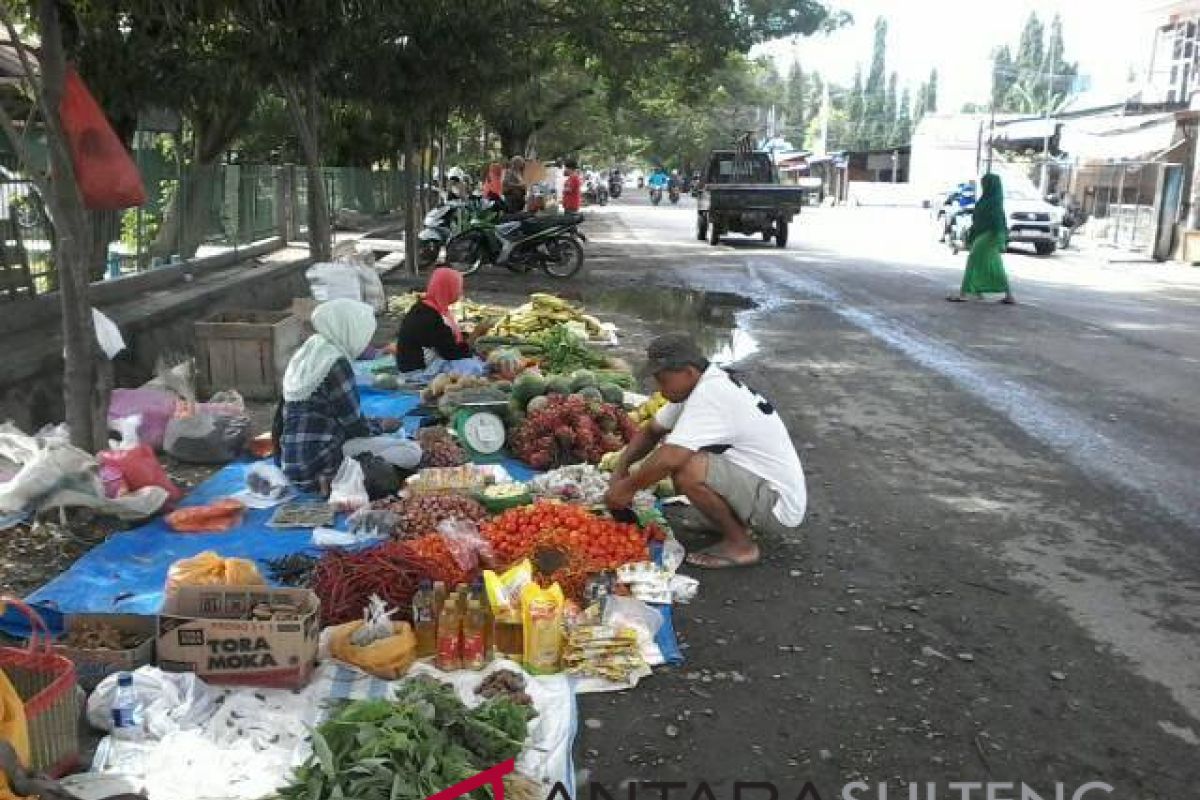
[0,247,312,432]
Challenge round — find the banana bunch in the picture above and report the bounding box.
[492,293,605,338]
[631,392,668,426]
[386,292,421,316]
[458,298,508,323]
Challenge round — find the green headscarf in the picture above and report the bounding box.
[972,173,1007,237]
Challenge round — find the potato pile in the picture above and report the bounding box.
[418,427,467,468]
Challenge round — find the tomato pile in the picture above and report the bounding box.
[481,501,650,597]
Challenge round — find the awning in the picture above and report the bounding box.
[992,118,1058,142]
[1058,113,1181,162]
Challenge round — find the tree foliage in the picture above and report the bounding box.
[991,13,1076,113]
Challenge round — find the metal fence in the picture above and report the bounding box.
[1054,161,1171,252]
[0,163,405,300]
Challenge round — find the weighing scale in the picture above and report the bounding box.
[451,401,510,459]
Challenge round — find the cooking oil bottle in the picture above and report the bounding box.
[412,579,437,658]
[436,601,462,671]
[462,600,488,670]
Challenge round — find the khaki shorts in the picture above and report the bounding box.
[703,453,796,537]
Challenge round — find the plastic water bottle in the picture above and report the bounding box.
[110,672,143,742]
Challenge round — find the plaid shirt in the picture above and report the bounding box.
[280,358,379,491]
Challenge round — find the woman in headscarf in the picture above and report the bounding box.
[502,156,527,212]
[949,173,1015,304]
[277,299,413,493]
[395,267,487,381]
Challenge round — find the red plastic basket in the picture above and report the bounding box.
[0,599,80,776]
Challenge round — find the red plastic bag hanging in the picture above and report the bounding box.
[58,66,146,210]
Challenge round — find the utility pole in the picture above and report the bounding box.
[891,149,899,183]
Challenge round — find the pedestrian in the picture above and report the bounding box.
[604,334,807,569]
[502,156,527,212]
[276,299,409,494]
[949,172,1015,305]
[562,158,583,213]
[395,267,488,381]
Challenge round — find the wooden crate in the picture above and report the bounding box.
[195,310,304,400]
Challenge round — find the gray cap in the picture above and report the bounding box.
[642,333,708,376]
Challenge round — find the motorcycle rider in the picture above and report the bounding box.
[648,167,669,196]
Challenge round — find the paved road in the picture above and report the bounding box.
[567,194,1200,797]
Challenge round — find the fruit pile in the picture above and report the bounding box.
[630,392,668,426]
[509,394,637,469]
[481,501,649,598]
[491,293,605,338]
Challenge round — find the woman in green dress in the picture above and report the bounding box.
[949,173,1016,304]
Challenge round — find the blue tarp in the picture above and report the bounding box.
[6,385,682,665]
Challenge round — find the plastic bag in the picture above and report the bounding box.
[60,67,146,210]
[98,444,182,504]
[0,667,29,777]
[166,499,246,533]
[164,551,265,598]
[327,620,416,680]
[347,256,386,313]
[521,582,564,675]
[86,666,218,739]
[235,462,292,509]
[92,308,126,359]
[484,559,532,615]
[328,457,368,512]
[108,388,178,451]
[436,518,493,572]
[108,415,141,451]
[306,262,362,303]
[601,595,663,643]
[347,508,397,538]
[163,413,250,464]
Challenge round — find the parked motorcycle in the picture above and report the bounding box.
[444,211,587,278]
[584,178,609,206]
[948,209,972,255]
[417,200,468,269]
[649,187,663,206]
[609,175,623,199]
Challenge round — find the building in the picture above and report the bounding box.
[846,147,910,183]
[1146,0,1200,104]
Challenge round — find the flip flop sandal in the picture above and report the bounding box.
[685,550,761,570]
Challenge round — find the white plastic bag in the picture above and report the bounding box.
[232,463,294,509]
[108,415,142,451]
[92,308,126,359]
[601,595,663,642]
[87,666,219,740]
[348,257,386,313]
[328,457,368,512]
[306,262,362,303]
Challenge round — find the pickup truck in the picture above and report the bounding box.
[695,150,805,247]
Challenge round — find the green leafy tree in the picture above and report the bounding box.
[883,72,898,143]
[992,45,1016,110]
[926,68,939,112]
[847,66,865,149]
[784,59,808,146]
[862,17,888,148]
[893,87,913,146]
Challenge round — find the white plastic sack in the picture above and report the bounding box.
[108,415,141,451]
[232,462,294,509]
[327,457,368,512]
[92,308,126,359]
[0,423,98,513]
[306,262,362,304]
[345,256,386,313]
[87,666,220,739]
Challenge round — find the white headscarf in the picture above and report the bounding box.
[282,299,376,402]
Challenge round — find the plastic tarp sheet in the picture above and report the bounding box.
[6,384,682,666]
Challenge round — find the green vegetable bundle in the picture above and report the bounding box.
[530,325,607,374]
[280,677,536,800]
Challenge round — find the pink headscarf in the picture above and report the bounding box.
[423,267,464,343]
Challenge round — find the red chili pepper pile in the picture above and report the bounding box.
[310,542,437,626]
[399,534,477,587]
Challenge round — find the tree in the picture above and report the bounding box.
[883,72,898,144]
[893,88,913,146]
[0,1,107,450]
[926,68,939,113]
[992,45,1016,110]
[784,59,808,147]
[862,17,888,149]
[847,66,865,150]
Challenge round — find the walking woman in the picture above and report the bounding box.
[949,173,1015,305]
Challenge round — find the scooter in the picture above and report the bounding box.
[948,209,972,255]
[668,185,681,204]
[609,176,623,199]
[649,187,663,206]
[445,210,587,278]
[584,179,609,206]
[417,200,467,269]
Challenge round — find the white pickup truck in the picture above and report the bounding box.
[1003,180,1065,256]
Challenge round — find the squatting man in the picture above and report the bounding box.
[604,334,807,568]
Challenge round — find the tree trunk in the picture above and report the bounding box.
[499,130,530,159]
[403,118,420,276]
[285,73,332,262]
[37,0,103,451]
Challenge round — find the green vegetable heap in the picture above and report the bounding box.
[281,676,537,800]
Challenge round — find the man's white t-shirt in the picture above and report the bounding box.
[655,366,806,527]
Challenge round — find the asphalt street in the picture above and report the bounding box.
[557,192,1200,798]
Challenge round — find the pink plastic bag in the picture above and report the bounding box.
[436,519,494,572]
[108,388,178,451]
[98,445,182,505]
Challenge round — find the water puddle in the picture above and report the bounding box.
[586,287,760,365]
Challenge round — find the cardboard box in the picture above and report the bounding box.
[156,586,320,689]
[54,614,156,690]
